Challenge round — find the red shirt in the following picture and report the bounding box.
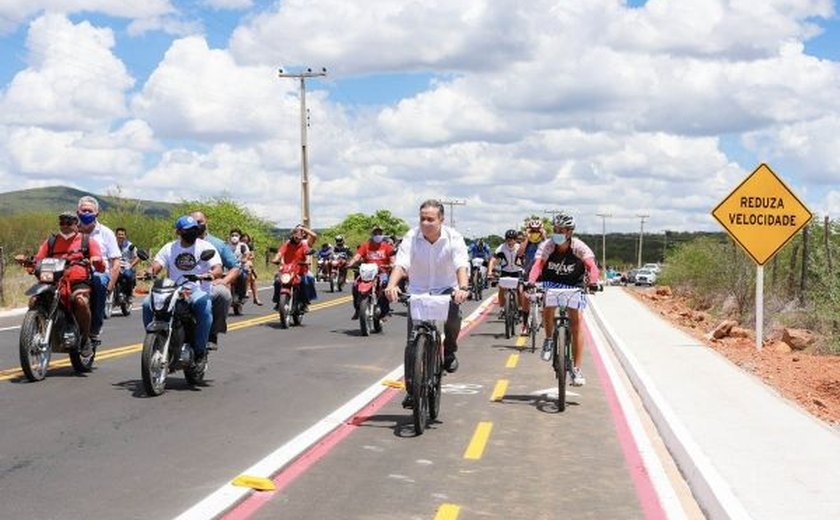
[278,240,311,274]
[34,233,105,273]
[356,240,394,269]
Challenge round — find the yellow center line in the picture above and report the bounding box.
[490,380,508,402]
[514,335,527,350]
[505,353,519,368]
[433,503,461,520]
[0,295,353,381]
[463,421,493,460]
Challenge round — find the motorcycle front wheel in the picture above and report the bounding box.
[19,309,52,382]
[278,294,290,329]
[141,332,168,396]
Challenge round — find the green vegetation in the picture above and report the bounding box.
[659,218,840,353]
[317,210,410,250]
[0,185,176,217]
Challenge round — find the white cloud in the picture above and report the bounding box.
[202,0,253,10]
[0,13,133,131]
[0,0,175,34]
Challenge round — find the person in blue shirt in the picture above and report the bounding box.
[190,211,241,350]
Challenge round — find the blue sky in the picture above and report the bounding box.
[1,1,839,235]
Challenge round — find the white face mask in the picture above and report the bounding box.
[230,236,240,244]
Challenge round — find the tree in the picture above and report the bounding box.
[320,210,410,249]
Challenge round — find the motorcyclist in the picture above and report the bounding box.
[115,227,140,300]
[331,235,352,288]
[76,196,121,348]
[316,242,334,281]
[142,216,222,367]
[348,224,395,320]
[31,211,106,356]
[271,225,318,311]
[190,211,240,351]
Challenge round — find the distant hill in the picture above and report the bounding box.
[0,185,177,217]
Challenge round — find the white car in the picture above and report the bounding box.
[635,268,657,286]
[642,263,661,274]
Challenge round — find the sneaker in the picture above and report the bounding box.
[541,338,553,362]
[401,394,414,409]
[443,353,459,373]
[80,338,94,357]
[571,366,586,386]
[206,341,218,351]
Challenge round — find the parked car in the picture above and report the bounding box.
[643,263,661,274]
[635,268,657,286]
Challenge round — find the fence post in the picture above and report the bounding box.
[800,226,809,303]
[0,246,5,307]
[825,216,833,275]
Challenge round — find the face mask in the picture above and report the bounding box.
[372,235,384,244]
[181,229,200,244]
[77,212,96,225]
[552,234,568,245]
[528,232,542,243]
[196,223,207,236]
[230,236,240,244]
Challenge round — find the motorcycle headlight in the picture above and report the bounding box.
[280,273,292,284]
[39,272,54,283]
[152,291,171,311]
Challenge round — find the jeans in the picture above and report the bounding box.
[90,271,111,336]
[210,283,231,342]
[120,268,136,296]
[142,289,212,355]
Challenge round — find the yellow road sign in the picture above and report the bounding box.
[712,163,812,265]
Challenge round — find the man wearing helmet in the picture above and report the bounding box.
[348,224,395,320]
[527,212,600,386]
[487,229,524,320]
[332,235,352,289]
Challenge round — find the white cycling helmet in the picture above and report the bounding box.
[552,212,576,229]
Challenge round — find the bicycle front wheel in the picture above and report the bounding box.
[504,292,515,339]
[428,337,442,421]
[553,325,567,411]
[410,334,430,435]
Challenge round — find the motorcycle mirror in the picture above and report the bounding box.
[137,249,150,261]
[200,249,217,261]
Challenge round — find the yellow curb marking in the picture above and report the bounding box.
[505,353,519,368]
[0,296,352,381]
[434,503,461,520]
[490,380,508,402]
[231,475,276,491]
[514,335,527,350]
[381,379,405,389]
[464,421,493,460]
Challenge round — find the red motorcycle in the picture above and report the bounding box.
[329,252,348,293]
[275,262,308,328]
[354,263,389,336]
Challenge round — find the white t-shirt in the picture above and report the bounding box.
[90,222,121,262]
[154,238,221,292]
[395,225,469,294]
[494,243,522,274]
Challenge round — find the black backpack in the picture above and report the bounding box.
[47,233,91,259]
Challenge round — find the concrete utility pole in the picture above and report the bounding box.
[637,214,649,267]
[440,198,466,227]
[278,67,327,229]
[596,213,612,276]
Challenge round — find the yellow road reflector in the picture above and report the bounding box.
[434,503,461,519]
[505,353,519,368]
[381,379,405,389]
[231,475,276,491]
[464,422,493,460]
[490,380,508,402]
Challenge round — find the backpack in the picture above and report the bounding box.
[47,233,90,259]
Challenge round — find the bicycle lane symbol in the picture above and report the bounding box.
[442,383,483,395]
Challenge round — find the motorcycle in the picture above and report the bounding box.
[329,252,348,293]
[107,249,150,318]
[355,263,388,336]
[230,268,248,316]
[316,256,332,282]
[15,255,96,381]
[140,249,216,396]
[275,261,309,328]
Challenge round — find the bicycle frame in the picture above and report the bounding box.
[543,286,585,412]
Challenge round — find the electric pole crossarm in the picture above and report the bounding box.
[440,198,466,227]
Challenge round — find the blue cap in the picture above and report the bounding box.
[175,215,199,231]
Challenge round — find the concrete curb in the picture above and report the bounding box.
[0,307,27,319]
[588,297,753,520]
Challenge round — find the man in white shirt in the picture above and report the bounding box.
[142,216,222,365]
[77,195,121,346]
[385,199,470,397]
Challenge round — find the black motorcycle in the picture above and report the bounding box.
[15,255,96,381]
[140,249,216,396]
[230,268,248,316]
[106,250,150,318]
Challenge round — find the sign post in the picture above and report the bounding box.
[712,163,812,350]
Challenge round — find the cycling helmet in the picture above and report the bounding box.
[552,212,576,229]
[504,229,517,240]
[335,235,344,243]
[527,219,543,230]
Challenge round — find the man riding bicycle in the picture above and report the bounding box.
[527,212,599,386]
[384,199,470,409]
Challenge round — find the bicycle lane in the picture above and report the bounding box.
[188,298,696,519]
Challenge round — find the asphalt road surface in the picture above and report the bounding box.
[0,283,700,519]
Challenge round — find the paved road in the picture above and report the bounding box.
[0,284,697,519]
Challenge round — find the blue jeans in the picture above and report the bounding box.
[142,289,213,355]
[91,271,111,336]
[120,268,136,295]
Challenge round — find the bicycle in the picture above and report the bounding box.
[469,258,485,301]
[399,293,453,435]
[497,276,520,339]
[525,287,543,353]
[543,286,586,412]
